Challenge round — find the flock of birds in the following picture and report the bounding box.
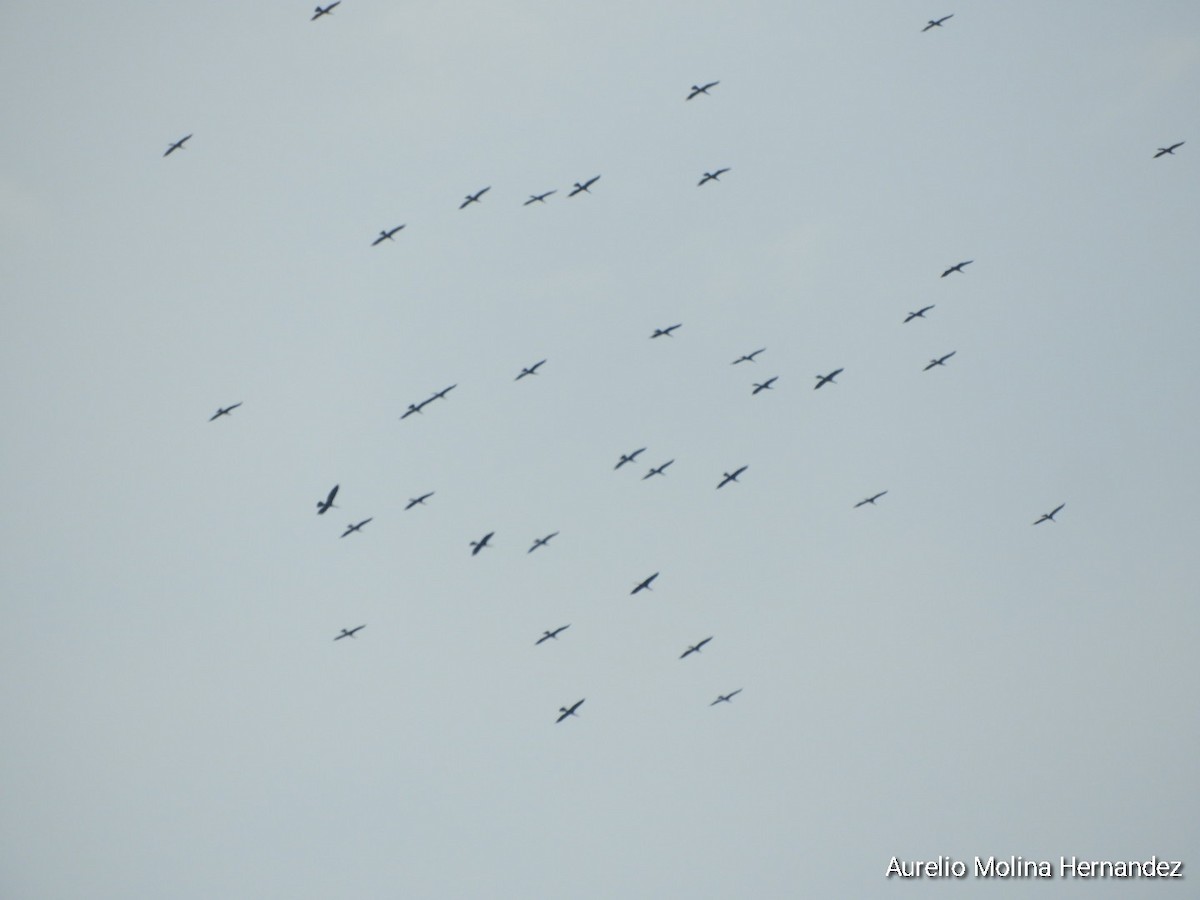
[179,9,1187,726]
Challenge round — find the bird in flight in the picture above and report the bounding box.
[536,625,570,645]
[163,134,192,157]
[686,81,719,100]
[650,323,682,338]
[680,636,713,659]
[941,260,973,277]
[568,175,600,197]
[208,402,242,421]
[752,377,778,395]
[405,492,434,510]
[515,359,547,380]
[371,225,405,246]
[528,531,559,553]
[1154,141,1185,158]
[340,518,373,538]
[334,624,365,641]
[556,698,585,723]
[312,2,341,21]
[642,459,675,480]
[697,167,731,186]
[732,348,766,364]
[399,398,431,419]
[614,447,647,470]
[1033,503,1065,525]
[922,14,953,31]
[524,190,556,205]
[854,491,888,508]
[631,572,659,595]
[814,368,844,389]
[904,305,935,323]
[316,484,339,515]
[716,466,748,489]
[924,351,956,371]
[470,531,495,555]
[711,689,743,706]
[429,384,457,402]
[459,187,490,209]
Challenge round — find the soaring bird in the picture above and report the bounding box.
[922,14,953,31]
[941,260,973,277]
[814,368,844,389]
[524,190,557,205]
[854,491,888,508]
[312,2,341,20]
[459,187,490,209]
[716,466,748,489]
[163,134,192,157]
[208,402,242,421]
[528,531,559,553]
[686,81,719,100]
[614,447,647,470]
[470,531,495,555]
[405,492,434,510]
[399,398,431,419]
[556,698,585,723]
[711,689,743,706]
[752,377,778,395]
[650,323,682,338]
[904,305,935,323]
[680,636,713,659]
[515,359,547,380]
[340,518,373,538]
[1154,141,1185,158]
[1033,503,1065,525]
[642,459,675,480]
[316,484,339,515]
[568,175,600,197]
[536,625,570,645]
[697,167,731,186]
[924,351,956,371]
[732,348,766,364]
[371,225,405,246]
[334,624,365,641]
[631,572,659,595]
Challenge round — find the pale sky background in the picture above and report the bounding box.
[2,3,1198,898]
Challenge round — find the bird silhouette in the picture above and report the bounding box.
[854,491,888,508]
[752,377,778,395]
[686,81,720,100]
[924,351,956,371]
[515,359,547,380]
[556,698,585,723]
[459,187,490,209]
[528,531,559,553]
[904,305,935,323]
[732,348,766,364]
[717,466,748,489]
[1154,142,1185,158]
[208,402,242,421]
[814,368,844,389]
[631,572,659,595]
[680,636,713,659]
[470,531,495,555]
[334,624,365,641]
[163,134,192,157]
[922,14,953,31]
[711,689,743,706]
[316,484,339,515]
[650,323,682,338]
[536,625,570,645]
[311,2,341,21]
[405,492,434,510]
[941,260,973,277]
[642,460,674,480]
[614,447,647,470]
[568,175,601,196]
[340,518,373,538]
[697,167,731,186]
[524,190,557,205]
[371,225,405,246]
[1033,503,1066,525]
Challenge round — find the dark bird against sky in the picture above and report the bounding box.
[697,167,731,186]
[922,14,953,31]
[904,305,935,323]
[717,466,748,489]
[524,190,556,205]
[854,491,888,508]
[924,351,956,371]
[470,531,494,555]
[405,492,434,510]
[556,698,585,723]
[515,359,547,380]
[680,636,713,659]
[642,460,674,480]
[208,402,242,421]
[536,625,570,645]
[371,225,405,246]
[316,484,339,515]
[614,447,646,470]
[334,624,365,641]
[459,187,490,209]
[941,260,973,277]
[686,81,719,100]
[528,531,559,553]
[341,518,373,538]
[814,368,844,389]
[631,572,659,595]
[732,348,766,364]
[711,689,742,706]
[1033,503,1066,525]
[163,134,192,157]
[568,176,600,196]
[311,3,341,21]
[752,377,778,395]
[650,323,682,338]
[1154,141,1185,158]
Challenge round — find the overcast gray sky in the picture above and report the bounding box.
[2,3,1197,898]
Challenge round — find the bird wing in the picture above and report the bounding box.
[326,485,339,503]
[696,637,713,650]
[1050,503,1065,517]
